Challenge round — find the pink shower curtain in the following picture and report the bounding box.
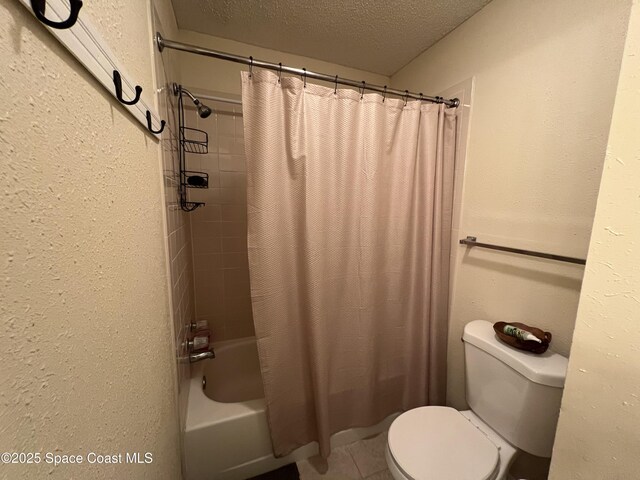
[242,70,457,458]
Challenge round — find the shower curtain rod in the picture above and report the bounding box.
[155,33,460,108]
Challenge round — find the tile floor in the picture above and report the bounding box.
[297,433,393,480]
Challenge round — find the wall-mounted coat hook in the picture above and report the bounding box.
[146,111,165,134]
[112,70,142,106]
[30,0,82,29]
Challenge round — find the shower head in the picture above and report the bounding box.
[176,84,212,118]
[193,99,212,119]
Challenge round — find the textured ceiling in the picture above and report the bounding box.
[170,0,492,76]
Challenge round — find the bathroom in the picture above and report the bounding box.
[2,0,640,479]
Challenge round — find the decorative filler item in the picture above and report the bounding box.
[493,322,552,354]
[503,324,541,343]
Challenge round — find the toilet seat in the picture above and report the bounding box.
[387,406,499,480]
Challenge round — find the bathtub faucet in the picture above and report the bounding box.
[189,349,215,363]
[187,339,216,363]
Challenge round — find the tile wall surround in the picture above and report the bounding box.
[184,101,256,342]
[151,9,195,441]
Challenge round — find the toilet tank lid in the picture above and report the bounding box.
[463,320,568,388]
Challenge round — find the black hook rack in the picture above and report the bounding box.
[30,0,82,30]
[146,111,165,134]
[113,70,142,106]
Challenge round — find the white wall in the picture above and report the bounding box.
[549,2,640,477]
[391,0,632,411]
[0,1,181,478]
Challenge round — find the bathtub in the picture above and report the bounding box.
[184,337,398,480]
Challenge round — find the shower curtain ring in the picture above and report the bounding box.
[278,62,282,83]
[249,56,253,78]
[302,68,307,88]
[403,90,409,107]
[382,85,387,102]
[419,93,424,102]
[360,81,365,100]
[334,75,338,95]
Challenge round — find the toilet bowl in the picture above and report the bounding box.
[385,320,567,480]
[386,407,517,480]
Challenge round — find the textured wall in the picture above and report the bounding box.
[391,0,632,410]
[549,3,640,477]
[0,1,181,478]
[87,0,155,97]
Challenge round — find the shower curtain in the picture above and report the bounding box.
[242,70,457,458]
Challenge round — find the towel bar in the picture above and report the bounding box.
[459,236,586,265]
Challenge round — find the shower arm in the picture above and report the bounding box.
[173,83,199,105]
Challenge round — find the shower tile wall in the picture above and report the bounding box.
[151,8,196,439]
[185,103,255,341]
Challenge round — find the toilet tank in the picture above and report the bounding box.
[462,320,568,458]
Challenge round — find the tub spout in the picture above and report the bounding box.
[187,338,215,363]
[189,349,215,363]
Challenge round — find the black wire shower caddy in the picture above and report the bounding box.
[177,85,209,211]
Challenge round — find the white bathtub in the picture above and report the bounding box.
[184,336,398,480]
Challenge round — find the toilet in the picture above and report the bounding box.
[386,320,568,480]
